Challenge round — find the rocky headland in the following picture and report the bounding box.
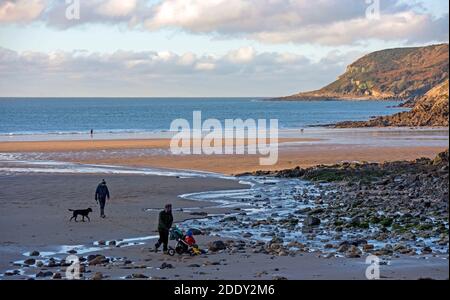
[275,44,448,101]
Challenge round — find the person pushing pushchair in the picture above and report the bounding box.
[154,204,173,254]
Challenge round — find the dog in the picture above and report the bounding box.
[69,208,93,222]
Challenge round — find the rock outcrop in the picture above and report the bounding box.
[276,44,449,101]
[335,80,449,127]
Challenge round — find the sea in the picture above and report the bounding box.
[0,98,408,140]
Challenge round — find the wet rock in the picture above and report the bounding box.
[221,216,238,223]
[208,240,227,252]
[304,216,321,226]
[88,255,108,266]
[108,241,116,246]
[97,240,106,246]
[91,272,103,280]
[190,212,208,216]
[46,258,60,268]
[29,251,40,257]
[363,244,374,252]
[87,254,98,262]
[373,248,393,256]
[337,244,350,253]
[36,271,53,278]
[188,228,203,235]
[345,245,362,258]
[188,264,201,268]
[160,262,174,269]
[4,270,20,276]
[36,261,44,268]
[24,258,36,266]
[131,273,148,279]
[422,246,433,254]
[52,272,62,280]
[287,242,305,251]
[205,261,221,266]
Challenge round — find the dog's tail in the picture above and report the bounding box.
[68,209,74,211]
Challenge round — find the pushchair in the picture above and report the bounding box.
[167,227,202,256]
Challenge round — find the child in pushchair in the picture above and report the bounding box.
[168,227,202,256]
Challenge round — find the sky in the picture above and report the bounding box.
[0,0,448,97]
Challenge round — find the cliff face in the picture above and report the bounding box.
[335,80,449,127]
[279,44,449,101]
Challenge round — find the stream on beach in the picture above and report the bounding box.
[0,153,448,278]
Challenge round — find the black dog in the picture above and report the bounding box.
[69,208,93,222]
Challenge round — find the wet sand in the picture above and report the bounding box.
[0,138,315,153]
[0,173,246,272]
[0,139,446,175]
[68,144,447,175]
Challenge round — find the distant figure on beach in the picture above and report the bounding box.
[90,129,94,138]
[95,179,110,218]
[300,128,304,134]
[154,204,173,254]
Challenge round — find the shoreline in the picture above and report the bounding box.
[0,126,448,175]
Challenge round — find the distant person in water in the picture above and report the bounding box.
[95,179,110,218]
[155,204,173,253]
[90,129,94,138]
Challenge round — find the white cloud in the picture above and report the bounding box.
[0,0,447,46]
[96,0,138,17]
[194,62,215,71]
[143,0,449,45]
[0,47,360,97]
[177,52,196,66]
[226,46,256,63]
[0,0,46,23]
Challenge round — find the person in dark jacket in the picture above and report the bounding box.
[95,179,110,218]
[154,204,173,253]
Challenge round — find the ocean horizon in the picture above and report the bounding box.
[0,98,407,138]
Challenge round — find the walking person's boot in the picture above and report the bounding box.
[154,241,161,253]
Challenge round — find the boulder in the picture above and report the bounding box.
[91,272,103,280]
[208,240,227,252]
[304,216,321,226]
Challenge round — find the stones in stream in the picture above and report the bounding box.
[36,271,53,278]
[304,216,321,226]
[23,258,36,266]
[88,254,109,266]
[160,262,174,269]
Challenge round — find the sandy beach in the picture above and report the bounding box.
[0,127,448,280]
[1,173,447,280]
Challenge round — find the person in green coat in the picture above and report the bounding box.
[154,204,173,253]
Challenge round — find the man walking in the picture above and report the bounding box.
[95,179,110,218]
[155,204,173,253]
